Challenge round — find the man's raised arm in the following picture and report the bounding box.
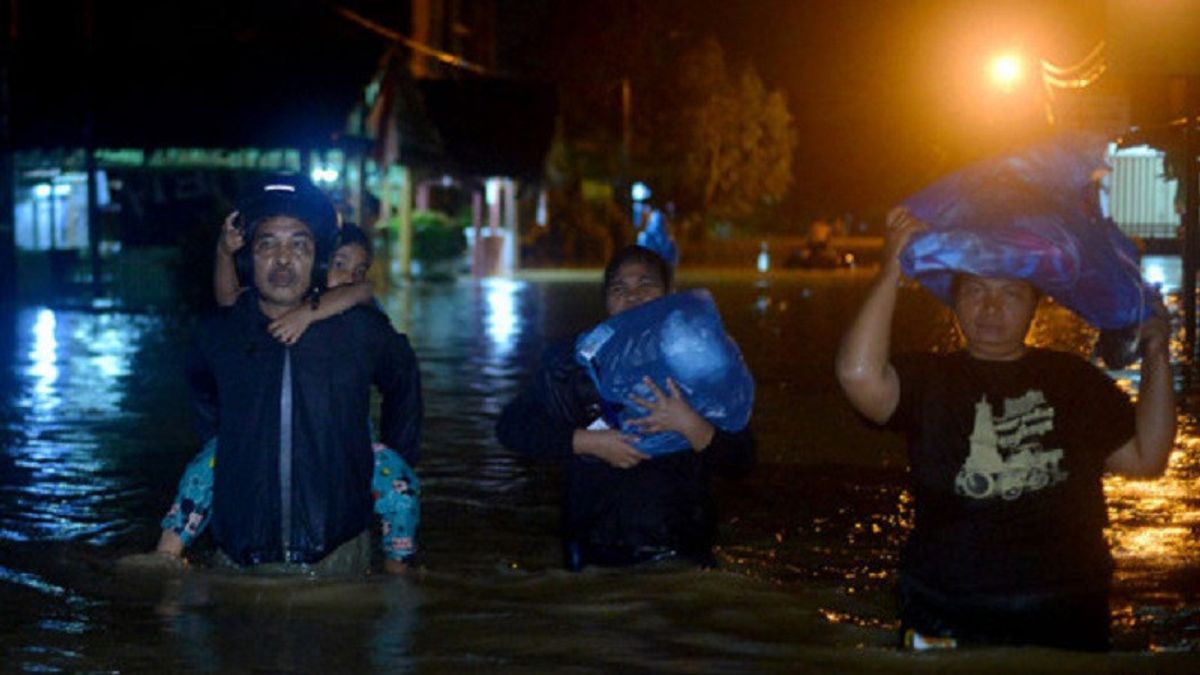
[1105,308,1177,478]
[835,208,923,424]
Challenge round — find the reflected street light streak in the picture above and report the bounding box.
[29,309,60,412]
[483,278,523,354]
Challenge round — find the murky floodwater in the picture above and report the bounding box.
[1,270,1197,673]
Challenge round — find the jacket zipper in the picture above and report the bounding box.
[279,347,293,561]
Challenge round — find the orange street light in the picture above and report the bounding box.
[989,52,1024,93]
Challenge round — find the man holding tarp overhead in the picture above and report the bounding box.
[836,134,1176,651]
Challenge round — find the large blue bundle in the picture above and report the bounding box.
[900,133,1155,330]
[575,290,754,456]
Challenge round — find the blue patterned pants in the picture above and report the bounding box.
[161,438,420,561]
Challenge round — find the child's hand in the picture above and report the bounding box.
[269,307,315,345]
[627,377,715,451]
[218,211,245,256]
[572,429,649,469]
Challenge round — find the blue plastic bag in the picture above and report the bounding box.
[900,133,1155,330]
[575,290,754,456]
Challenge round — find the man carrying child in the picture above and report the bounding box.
[185,175,422,574]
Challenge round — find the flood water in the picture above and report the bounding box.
[1,270,1198,673]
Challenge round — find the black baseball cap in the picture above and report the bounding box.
[238,173,338,245]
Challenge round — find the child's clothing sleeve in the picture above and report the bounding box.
[371,445,420,561]
[161,438,218,546]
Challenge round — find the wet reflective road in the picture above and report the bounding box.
[0,271,1197,672]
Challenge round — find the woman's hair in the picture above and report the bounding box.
[334,223,373,265]
[602,245,673,296]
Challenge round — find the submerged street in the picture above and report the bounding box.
[0,270,1196,672]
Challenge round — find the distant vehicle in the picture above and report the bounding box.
[783,243,855,269]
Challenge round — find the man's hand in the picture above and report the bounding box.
[268,307,315,345]
[572,429,649,469]
[627,377,715,451]
[218,211,245,257]
[1138,297,1172,362]
[882,207,926,271]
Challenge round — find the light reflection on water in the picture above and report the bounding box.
[482,277,524,355]
[1107,438,1200,575]
[4,308,158,547]
[1105,420,1200,651]
[0,276,1197,672]
[28,308,59,410]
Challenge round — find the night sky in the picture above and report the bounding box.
[2,0,1136,222]
[709,0,1107,212]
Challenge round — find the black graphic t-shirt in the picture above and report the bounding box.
[887,348,1135,596]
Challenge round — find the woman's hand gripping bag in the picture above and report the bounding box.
[575,289,755,456]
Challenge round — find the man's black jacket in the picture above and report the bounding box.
[187,292,422,566]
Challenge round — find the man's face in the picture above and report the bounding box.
[327,243,370,288]
[952,275,1038,361]
[252,216,315,314]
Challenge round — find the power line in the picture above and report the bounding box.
[332,4,495,77]
[1041,41,1107,90]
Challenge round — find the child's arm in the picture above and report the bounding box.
[268,281,374,345]
[214,212,245,307]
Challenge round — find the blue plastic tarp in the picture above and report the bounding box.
[900,133,1155,330]
[575,290,754,456]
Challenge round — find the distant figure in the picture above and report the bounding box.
[835,207,1175,651]
[809,218,832,253]
[496,245,754,571]
[636,207,679,268]
[756,241,769,273]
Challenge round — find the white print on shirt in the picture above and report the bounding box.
[955,392,1067,501]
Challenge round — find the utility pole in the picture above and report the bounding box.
[620,76,632,226]
[1184,77,1200,366]
[83,0,101,299]
[1107,0,1200,379]
[0,0,17,303]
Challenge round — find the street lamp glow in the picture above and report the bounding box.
[989,53,1024,93]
